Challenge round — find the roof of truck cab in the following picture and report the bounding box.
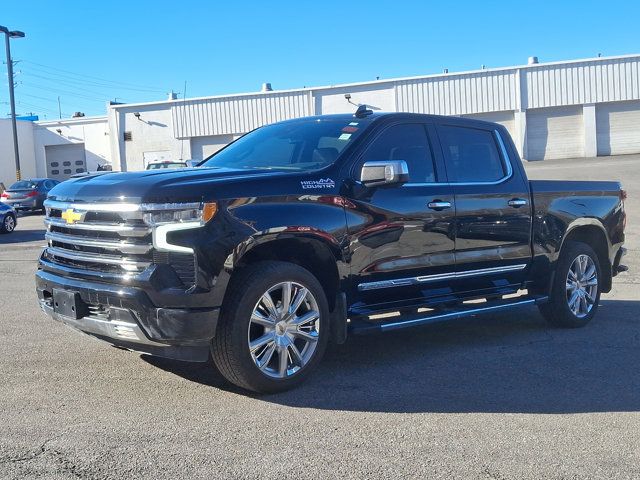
[277,112,505,130]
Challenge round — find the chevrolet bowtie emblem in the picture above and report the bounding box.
[61,208,83,225]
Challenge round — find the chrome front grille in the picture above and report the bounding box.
[43,200,196,286]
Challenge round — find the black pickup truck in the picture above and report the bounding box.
[36,110,627,393]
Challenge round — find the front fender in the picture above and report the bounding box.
[205,195,350,308]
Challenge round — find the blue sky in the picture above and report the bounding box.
[2,0,639,118]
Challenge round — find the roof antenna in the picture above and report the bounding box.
[354,104,373,118]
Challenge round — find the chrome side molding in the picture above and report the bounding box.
[357,264,527,291]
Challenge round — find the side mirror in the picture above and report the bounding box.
[359,160,409,187]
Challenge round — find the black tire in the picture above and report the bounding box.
[212,261,330,393]
[538,241,602,328]
[0,213,16,234]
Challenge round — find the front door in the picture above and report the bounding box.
[435,122,532,295]
[344,122,456,311]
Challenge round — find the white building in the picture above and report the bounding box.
[1,53,640,185]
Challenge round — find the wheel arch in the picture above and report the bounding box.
[560,221,612,292]
[230,233,343,311]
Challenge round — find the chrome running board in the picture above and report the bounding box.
[349,295,548,335]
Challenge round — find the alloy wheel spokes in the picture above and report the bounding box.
[251,310,275,328]
[250,332,275,353]
[248,281,321,379]
[260,291,279,319]
[566,254,598,318]
[257,342,277,370]
[278,345,290,377]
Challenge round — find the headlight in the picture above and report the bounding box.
[141,202,217,226]
[141,202,217,253]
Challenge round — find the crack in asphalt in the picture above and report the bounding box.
[0,437,56,464]
[0,435,86,479]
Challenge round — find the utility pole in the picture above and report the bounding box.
[0,26,25,181]
[58,96,61,119]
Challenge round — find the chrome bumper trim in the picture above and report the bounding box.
[41,303,167,347]
[44,218,151,237]
[45,231,152,254]
[44,199,140,213]
[46,246,150,271]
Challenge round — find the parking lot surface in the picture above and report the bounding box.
[1,155,639,479]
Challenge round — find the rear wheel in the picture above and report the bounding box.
[212,261,329,393]
[539,241,601,328]
[0,213,16,233]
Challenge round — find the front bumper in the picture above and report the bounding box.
[36,268,219,362]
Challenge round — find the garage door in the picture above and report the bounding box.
[526,106,584,161]
[45,144,87,181]
[190,134,234,161]
[596,101,640,156]
[461,111,516,140]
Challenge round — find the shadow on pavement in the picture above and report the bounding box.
[0,211,45,245]
[0,229,46,245]
[144,299,640,414]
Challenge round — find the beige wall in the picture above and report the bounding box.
[0,119,36,187]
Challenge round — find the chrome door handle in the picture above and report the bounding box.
[427,201,452,210]
[508,198,528,208]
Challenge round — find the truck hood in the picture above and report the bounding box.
[47,167,297,204]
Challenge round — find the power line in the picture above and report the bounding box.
[19,91,61,104]
[22,60,166,92]
[22,65,166,93]
[23,71,133,98]
[14,100,69,117]
[20,81,112,103]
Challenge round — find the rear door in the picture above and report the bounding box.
[345,121,456,307]
[435,122,532,294]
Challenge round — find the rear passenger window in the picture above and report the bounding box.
[359,124,436,183]
[439,126,506,183]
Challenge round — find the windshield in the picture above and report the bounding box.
[146,162,187,170]
[201,119,366,171]
[9,181,38,190]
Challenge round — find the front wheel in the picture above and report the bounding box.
[0,213,16,234]
[539,241,601,328]
[212,261,330,393]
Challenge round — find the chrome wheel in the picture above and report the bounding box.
[3,214,15,232]
[566,254,598,318]
[248,281,320,379]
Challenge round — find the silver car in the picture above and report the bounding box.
[0,178,59,212]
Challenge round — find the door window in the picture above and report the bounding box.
[438,126,506,183]
[359,124,437,183]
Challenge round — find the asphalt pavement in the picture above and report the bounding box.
[1,155,639,479]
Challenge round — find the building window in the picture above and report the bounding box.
[63,169,71,174]
[124,131,133,141]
